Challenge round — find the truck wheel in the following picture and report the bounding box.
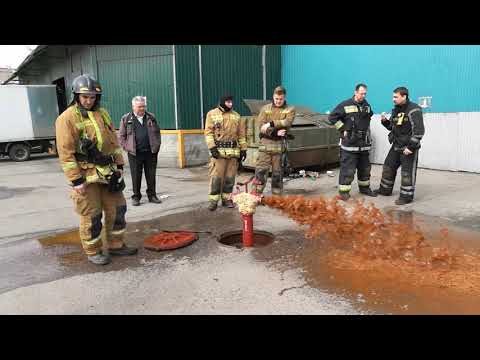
[9,143,31,162]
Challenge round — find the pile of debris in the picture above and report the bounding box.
[284,169,336,182]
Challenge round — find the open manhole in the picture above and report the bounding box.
[218,230,274,249]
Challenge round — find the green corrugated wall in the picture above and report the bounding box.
[266,45,282,97]
[18,45,282,130]
[174,45,202,130]
[200,45,263,117]
[174,45,282,129]
[96,45,176,129]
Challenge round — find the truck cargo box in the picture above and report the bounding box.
[0,85,58,143]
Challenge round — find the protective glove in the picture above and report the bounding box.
[240,150,247,162]
[210,147,220,159]
[108,171,126,193]
[73,182,87,195]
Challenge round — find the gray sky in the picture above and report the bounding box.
[0,45,38,69]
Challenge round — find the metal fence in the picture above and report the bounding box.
[369,113,480,173]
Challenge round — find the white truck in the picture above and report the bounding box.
[0,85,59,161]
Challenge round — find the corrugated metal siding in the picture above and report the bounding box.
[18,45,91,104]
[201,45,263,116]
[453,113,480,172]
[283,45,480,113]
[65,46,96,103]
[17,46,66,83]
[266,45,282,95]
[175,45,202,129]
[95,45,172,61]
[96,45,176,129]
[369,113,480,173]
[17,45,282,130]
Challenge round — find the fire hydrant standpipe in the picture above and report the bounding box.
[233,175,262,248]
[241,213,254,247]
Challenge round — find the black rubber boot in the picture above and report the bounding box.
[272,188,283,196]
[87,253,111,265]
[132,198,141,206]
[208,201,218,211]
[360,188,378,197]
[372,188,392,197]
[222,199,235,208]
[338,192,351,201]
[395,197,413,205]
[109,246,138,256]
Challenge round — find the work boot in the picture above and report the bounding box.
[132,198,140,206]
[337,192,351,201]
[109,245,138,256]
[359,188,378,197]
[372,188,392,197]
[395,197,413,205]
[222,199,235,208]
[208,201,218,211]
[272,188,283,196]
[87,253,111,266]
[148,196,162,204]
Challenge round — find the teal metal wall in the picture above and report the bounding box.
[282,45,480,113]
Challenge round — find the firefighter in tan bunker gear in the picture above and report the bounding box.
[253,86,295,195]
[204,95,247,211]
[55,75,137,266]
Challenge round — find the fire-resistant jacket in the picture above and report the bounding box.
[257,102,295,153]
[328,97,374,152]
[204,106,247,158]
[55,104,124,186]
[382,100,425,151]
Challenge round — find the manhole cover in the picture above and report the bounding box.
[218,230,274,249]
[144,231,198,251]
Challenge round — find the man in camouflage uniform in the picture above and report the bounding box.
[55,75,137,265]
[204,94,247,211]
[253,86,295,195]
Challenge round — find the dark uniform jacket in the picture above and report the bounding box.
[328,97,373,152]
[382,100,425,151]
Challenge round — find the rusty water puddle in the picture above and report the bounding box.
[262,194,480,314]
[37,209,242,267]
[291,216,480,315]
[0,208,243,294]
[31,203,480,315]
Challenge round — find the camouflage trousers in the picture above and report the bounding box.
[254,151,283,195]
[70,183,127,256]
[208,157,238,202]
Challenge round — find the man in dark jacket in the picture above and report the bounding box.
[118,96,162,206]
[374,87,425,205]
[328,84,377,201]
